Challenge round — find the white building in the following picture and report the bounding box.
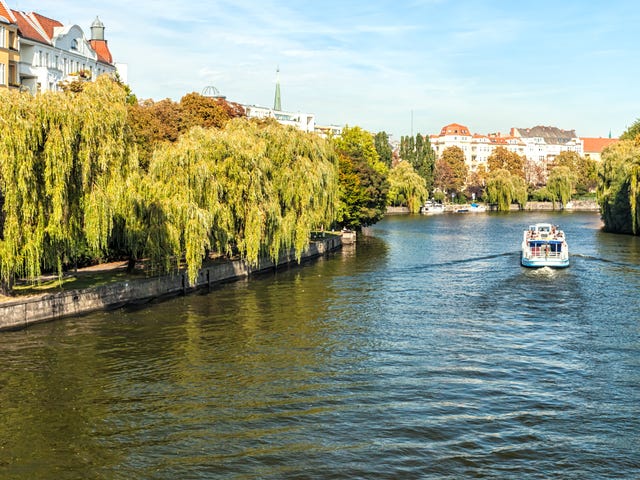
[11,9,116,93]
[511,126,583,162]
[430,123,584,174]
[244,104,316,133]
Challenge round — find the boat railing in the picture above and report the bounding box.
[523,245,568,260]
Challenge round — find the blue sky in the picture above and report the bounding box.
[12,0,640,139]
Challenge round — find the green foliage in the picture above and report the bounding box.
[0,84,339,292]
[334,126,389,228]
[400,133,436,194]
[140,120,339,284]
[597,140,640,235]
[546,166,575,208]
[387,162,429,212]
[620,118,640,143]
[551,151,597,195]
[0,77,135,292]
[434,146,468,195]
[485,169,527,211]
[374,131,393,168]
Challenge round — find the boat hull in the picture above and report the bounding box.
[521,254,570,268]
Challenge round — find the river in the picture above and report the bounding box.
[1,211,639,479]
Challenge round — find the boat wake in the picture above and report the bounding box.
[403,252,517,272]
[571,253,640,271]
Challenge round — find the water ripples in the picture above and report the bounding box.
[1,212,639,478]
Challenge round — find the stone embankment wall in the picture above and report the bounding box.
[0,236,341,332]
[516,200,599,211]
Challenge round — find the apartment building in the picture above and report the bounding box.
[430,122,584,174]
[1,1,117,93]
[0,0,19,88]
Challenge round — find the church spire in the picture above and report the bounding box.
[273,67,282,111]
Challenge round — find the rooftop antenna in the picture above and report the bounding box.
[411,109,414,137]
[273,66,282,111]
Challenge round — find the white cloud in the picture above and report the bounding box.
[9,0,640,137]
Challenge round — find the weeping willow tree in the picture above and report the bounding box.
[142,119,339,285]
[0,77,135,293]
[485,169,528,211]
[597,140,640,235]
[546,166,575,209]
[387,161,429,213]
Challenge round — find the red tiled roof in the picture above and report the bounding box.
[440,123,470,136]
[90,39,113,64]
[581,137,619,153]
[28,12,62,39]
[0,0,16,23]
[12,10,49,44]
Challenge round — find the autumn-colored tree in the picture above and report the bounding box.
[434,146,468,195]
[524,158,547,188]
[179,92,244,131]
[127,98,182,168]
[465,166,488,201]
[487,146,525,178]
[127,93,245,169]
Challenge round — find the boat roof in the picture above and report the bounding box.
[528,223,555,230]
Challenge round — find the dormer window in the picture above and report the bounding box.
[71,39,78,51]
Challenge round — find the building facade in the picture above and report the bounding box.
[581,137,618,162]
[3,1,116,94]
[0,0,19,88]
[244,104,316,133]
[430,122,585,175]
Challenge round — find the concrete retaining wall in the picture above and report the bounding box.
[0,236,341,331]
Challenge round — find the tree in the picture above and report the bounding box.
[0,77,135,293]
[465,166,487,201]
[524,158,547,188]
[620,118,640,143]
[546,166,575,208]
[387,162,429,213]
[434,146,468,196]
[597,140,640,235]
[400,133,436,194]
[333,126,389,229]
[140,119,339,284]
[485,169,527,211]
[487,146,525,178]
[127,93,246,169]
[374,131,393,168]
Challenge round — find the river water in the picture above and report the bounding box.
[1,211,639,479]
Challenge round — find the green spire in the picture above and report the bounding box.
[274,67,281,111]
[609,129,612,139]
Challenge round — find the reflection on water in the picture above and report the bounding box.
[1,211,639,479]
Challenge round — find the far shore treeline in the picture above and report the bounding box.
[1,76,639,294]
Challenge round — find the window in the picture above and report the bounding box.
[0,26,5,48]
[71,39,78,51]
[0,63,5,85]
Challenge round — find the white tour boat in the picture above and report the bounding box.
[521,223,569,268]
